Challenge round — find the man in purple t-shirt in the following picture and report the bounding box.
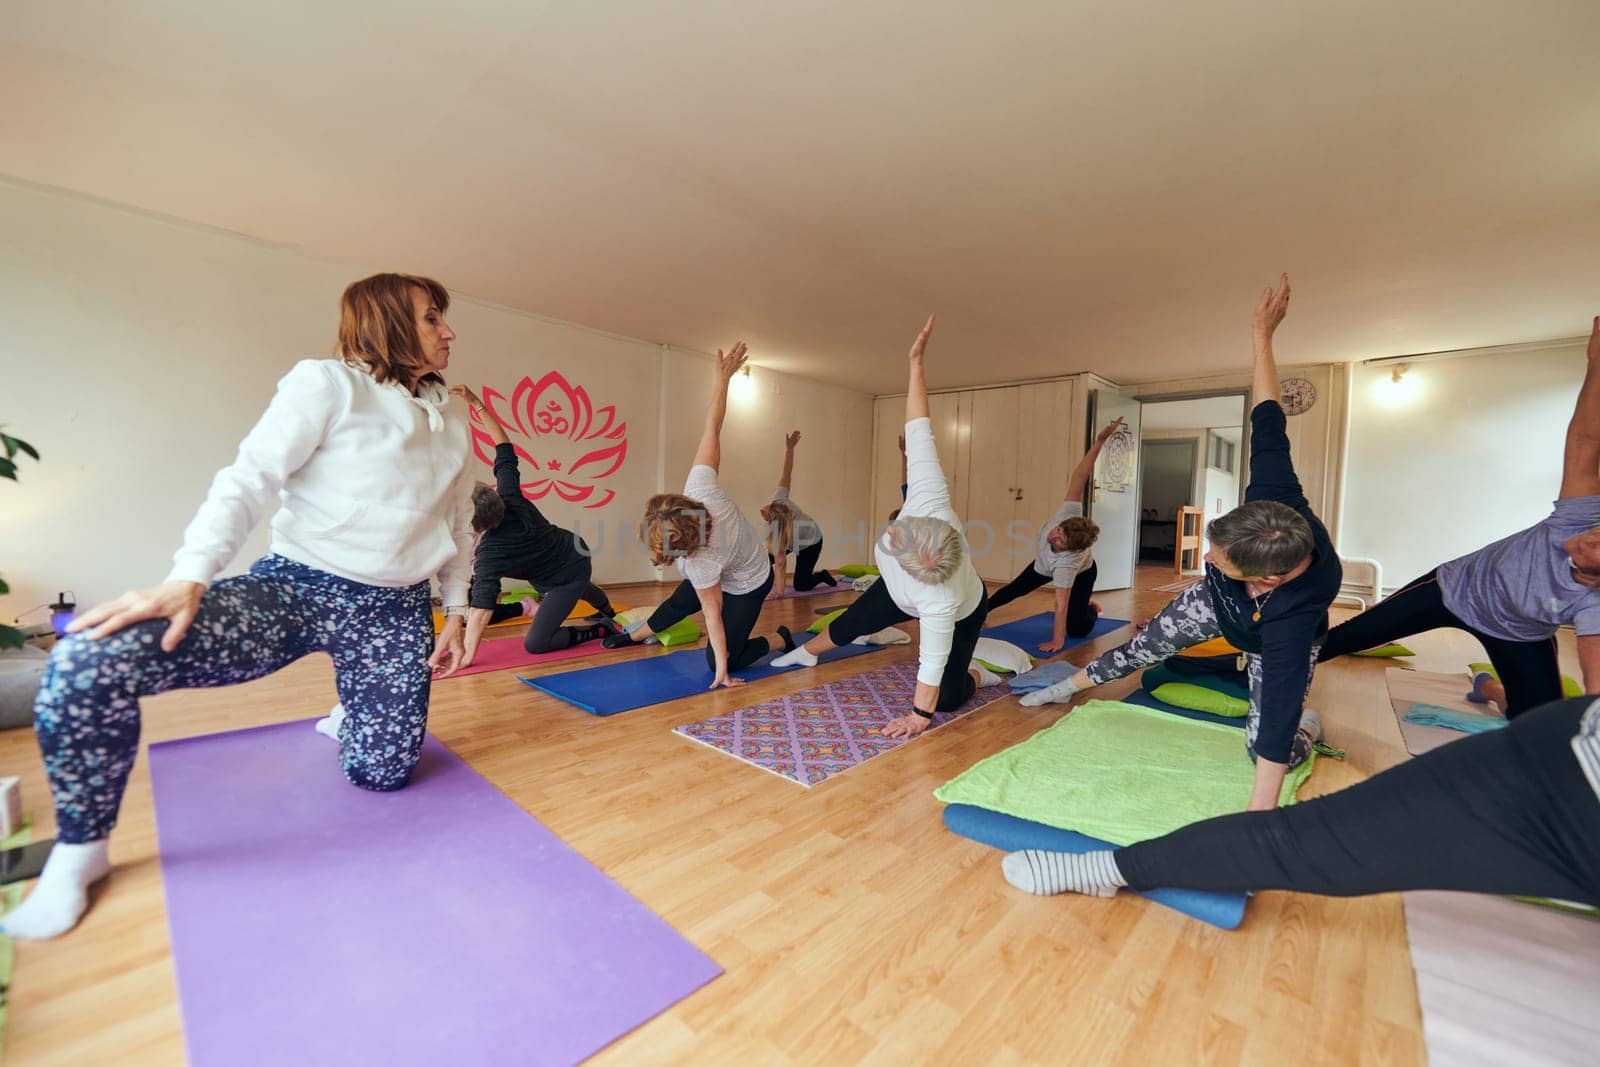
[1319,316,1600,715]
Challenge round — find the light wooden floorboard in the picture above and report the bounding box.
[6,565,1579,1064]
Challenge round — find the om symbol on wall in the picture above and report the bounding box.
[467,371,627,509]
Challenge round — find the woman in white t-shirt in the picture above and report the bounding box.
[985,417,1122,653]
[7,273,476,940]
[761,430,838,598]
[608,343,795,687]
[774,317,996,738]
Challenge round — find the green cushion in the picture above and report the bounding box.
[1469,662,1581,698]
[808,607,848,634]
[1352,643,1415,658]
[1142,662,1248,702]
[1149,682,1249,718]
[497,586,539,604]
[616,609,703,648]
[837,565,880,578]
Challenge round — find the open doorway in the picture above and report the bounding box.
[1136,393,1247,573]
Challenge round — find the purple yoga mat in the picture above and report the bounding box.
[149,721,720,1066]
[674,660,1009,787]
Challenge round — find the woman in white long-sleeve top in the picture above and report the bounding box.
[774,317,994,738]
[6,273,477,940]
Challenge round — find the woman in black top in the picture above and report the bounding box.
[450,386,620,662]
[1019,276,1343,812]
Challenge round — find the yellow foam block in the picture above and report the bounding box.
[1177,636,1242,658]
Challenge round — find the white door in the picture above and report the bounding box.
[965,387,1023,582]
[1088,387,1143,591]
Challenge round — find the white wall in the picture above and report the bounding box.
[1340,342,1587,588]
[0,179,872,620]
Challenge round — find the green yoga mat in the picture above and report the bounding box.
[933,700,1317,846]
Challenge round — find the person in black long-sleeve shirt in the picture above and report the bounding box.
[449,386,621,664]
[1020,275,1343,811]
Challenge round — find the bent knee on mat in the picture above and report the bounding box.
[342,756,419,792]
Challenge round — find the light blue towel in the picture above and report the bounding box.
[1402,702,1507,735]
[1008,661,1075,692]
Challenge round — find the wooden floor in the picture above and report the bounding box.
[5,565,1579,1065]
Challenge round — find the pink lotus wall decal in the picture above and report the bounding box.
[467,371,628,509]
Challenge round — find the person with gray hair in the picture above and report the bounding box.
[773,316,994,738]
[1019,275,1343,812]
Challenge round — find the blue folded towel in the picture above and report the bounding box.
[1402,702,1507,735]
[1008,661,1075,692]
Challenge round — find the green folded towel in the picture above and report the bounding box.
[837,564,880,578]
[934,699,1316,846]
[808,607,848,634]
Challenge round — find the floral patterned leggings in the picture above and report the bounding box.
[1081,580,1320,768]
[33,554,434,843]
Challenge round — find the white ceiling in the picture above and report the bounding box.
[3,1,1597,395]
[1140,395,1247,431]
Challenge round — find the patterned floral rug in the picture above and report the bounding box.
[673,660,1010,787]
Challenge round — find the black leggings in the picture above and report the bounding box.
[648,565,776,672]
[791,539,833,591]
[1115,695,1600,906]
[826,581,991,713]
[1318,568,1562,717]
[986,561,1099,638]
[487,564,616,653]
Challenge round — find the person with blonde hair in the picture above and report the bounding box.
[985,416,1123,652]
[773,317,993,737]
[6,273,476,940]
[604,343,794,686]
[762,430,837,598]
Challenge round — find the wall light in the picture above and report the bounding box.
[1372,361,1422,408]
[729,362,757,403]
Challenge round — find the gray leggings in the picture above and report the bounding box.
[1083,581,1320,767]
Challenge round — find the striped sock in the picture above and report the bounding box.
[1002,849,1126,897]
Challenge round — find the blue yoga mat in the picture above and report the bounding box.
[519,641,882,716]
[979,611,1128,649]
[942,804,1248,930]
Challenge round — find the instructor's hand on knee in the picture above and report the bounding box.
[69,581,205,651]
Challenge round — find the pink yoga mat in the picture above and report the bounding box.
[674,659,1009,786]
[149,721,721,1066]
[445,632,619,678]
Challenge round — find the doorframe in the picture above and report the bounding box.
[1135,387,1251,510]
[1136,437,1200,564]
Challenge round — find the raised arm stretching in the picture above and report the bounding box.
[1251,274,1291,411]
[694,342,749,472]
[1561,316,1600,501]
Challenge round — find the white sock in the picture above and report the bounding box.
[315,702,346,741]
[972,663,1003,688]
[1,839,113,939]
[772,641,820,668]
[1018,676,1083,707]
[1002,849,1125,897]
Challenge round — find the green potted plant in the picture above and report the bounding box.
[1,426,40,649]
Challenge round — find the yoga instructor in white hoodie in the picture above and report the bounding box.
[5,273,477,940]
[773,316,995,737]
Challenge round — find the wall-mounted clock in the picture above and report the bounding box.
[1280,377,1317,415]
